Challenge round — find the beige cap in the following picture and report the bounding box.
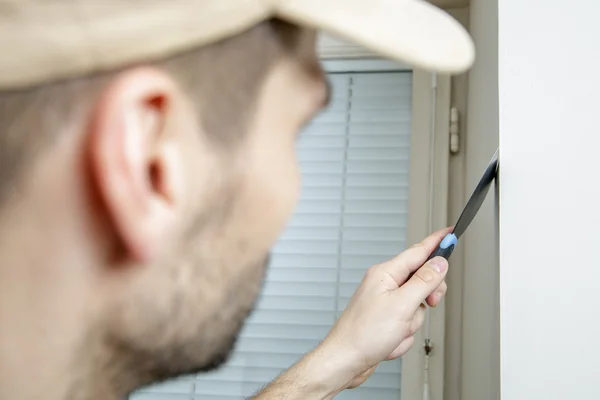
[0,0,475,90]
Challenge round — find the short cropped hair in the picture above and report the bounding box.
[0,18,303,207]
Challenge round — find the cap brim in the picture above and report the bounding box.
[0,0,474,90]
[276,0,475,74]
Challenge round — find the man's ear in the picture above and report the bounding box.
[87,67,186,264]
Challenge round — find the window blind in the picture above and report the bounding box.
[131,71,413,400]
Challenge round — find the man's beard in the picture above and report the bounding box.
[64,172,277,400]
[108,253,271,397]
[68,250,268,400]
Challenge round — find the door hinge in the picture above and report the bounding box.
[450,106,460,154]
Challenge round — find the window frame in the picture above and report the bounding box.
[320,39,452,400]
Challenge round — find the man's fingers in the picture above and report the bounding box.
[386,336,415,360]
[386,304,428,360]
[345,365,378,389]
[410,226,454,250]
[380,226,452,285]
[395,256,448,312]
[426,281,447,307]
[409,304,427,335]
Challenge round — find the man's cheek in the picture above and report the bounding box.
[250,160,299,250]
[274,152,301,222]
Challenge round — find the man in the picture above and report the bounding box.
[0,1,474,399]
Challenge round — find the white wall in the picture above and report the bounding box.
[498,0,600,399]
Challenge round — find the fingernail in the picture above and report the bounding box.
[430,257,448,273]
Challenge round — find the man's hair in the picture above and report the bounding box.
[0,18,303,206]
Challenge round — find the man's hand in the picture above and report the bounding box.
[321,227,451,390]
[251,227,451,399]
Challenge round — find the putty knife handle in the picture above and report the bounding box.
[407,233,457,281]
[426,233,458,262]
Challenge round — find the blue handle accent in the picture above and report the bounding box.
[426,233,458,261]
[439,233,458,249]
[406,233,458,280]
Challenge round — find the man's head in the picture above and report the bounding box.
[0,1,474,399]
[0,18,329,398]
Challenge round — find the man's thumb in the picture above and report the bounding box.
[395,257,448,311]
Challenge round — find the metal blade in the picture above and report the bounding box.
[452,148,499,238]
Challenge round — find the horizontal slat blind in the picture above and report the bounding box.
[131,71,412,400]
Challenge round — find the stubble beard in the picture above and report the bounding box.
[67,189,271,400]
